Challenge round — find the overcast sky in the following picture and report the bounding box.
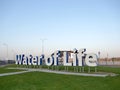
[0,0,120,59]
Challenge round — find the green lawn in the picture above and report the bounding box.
[0,71,120,90]
[0,64,24,74]
[7,64,120,74]
[0,65,120,90]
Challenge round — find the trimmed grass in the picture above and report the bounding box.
[0,71,120,90]
[0,67,24,74]
[97,66,120,74]
[0,65,25,74]
[10,64,120,74]
[0,65,120,90]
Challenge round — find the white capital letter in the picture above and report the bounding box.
[63,52,72,66]
[85,53,98,67]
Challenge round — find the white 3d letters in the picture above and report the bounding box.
[45,56,53,66]
[16,48,98,67]
[54,50,60,66]
[63,52,72,66]
[85,53,98,67]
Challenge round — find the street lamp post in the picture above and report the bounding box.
[3,43,8,60]
[98,51,100,65]
[12,49,16,61]
[0,42,1,59]
[40,39,47,54]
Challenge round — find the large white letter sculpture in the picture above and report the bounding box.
[16,49,98,67]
